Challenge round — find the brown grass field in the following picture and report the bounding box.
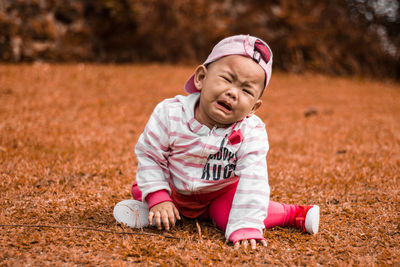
[0,64,399,266]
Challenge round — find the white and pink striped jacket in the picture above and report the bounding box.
[135,93,270,241]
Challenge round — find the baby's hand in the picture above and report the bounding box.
[234,239,267,250]
[149,201,181,231]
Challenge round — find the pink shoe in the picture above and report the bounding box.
[294,205,320,234]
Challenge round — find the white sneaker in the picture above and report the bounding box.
[113,199,151,228]
[304,205,320,234]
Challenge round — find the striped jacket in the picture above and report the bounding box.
[135,93,270,241]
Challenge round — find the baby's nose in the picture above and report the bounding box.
[226,87,238,100]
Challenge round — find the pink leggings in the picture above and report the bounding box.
[132,183,300,231]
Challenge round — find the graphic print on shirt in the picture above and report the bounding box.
[201,135,237,180]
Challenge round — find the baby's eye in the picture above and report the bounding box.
[221,76,231,82]
[243,89,254,96]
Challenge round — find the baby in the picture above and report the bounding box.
[114,35,320,249]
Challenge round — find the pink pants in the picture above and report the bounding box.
[131,182,300,231]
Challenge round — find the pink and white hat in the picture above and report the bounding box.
[184,34,273,94]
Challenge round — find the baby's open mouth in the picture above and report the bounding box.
[217,100,232,111]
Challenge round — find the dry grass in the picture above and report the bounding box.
[0,63,399,266]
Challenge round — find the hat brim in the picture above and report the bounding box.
[184,74,199,94]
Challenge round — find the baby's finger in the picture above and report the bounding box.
[250,239,257,250]
[242,239,249,250]
[154,211,162,230]
[234,241,240,250]
[168,209,176,227]
[260,239,268,247]
[148,211,154,227]
[161,210,170,230]
[173,206,181,220]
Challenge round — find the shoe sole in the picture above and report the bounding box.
[113,199,150,228]
[305,205,320,234]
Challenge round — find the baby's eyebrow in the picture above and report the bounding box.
[241,80,253,87]
[224,69,257,88]
[239,78,258,89]
[226,71,237,80]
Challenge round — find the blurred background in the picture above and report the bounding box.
[0,0,399,80]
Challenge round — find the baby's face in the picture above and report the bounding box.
[194,55,265,128]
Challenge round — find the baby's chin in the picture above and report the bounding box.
[213,117,243,128]
[209,109,249,128]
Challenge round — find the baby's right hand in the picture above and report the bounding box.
[149,201,181,231]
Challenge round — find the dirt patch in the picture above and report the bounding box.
[1,63,399,265]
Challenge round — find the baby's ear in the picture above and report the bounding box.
[194,65,207,91]
[250,99,262,115]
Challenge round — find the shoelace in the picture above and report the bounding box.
[295,217,306,232]
[119,203,144,228]
[294,206,312,233]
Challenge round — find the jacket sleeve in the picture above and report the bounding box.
[134,101,172,201]
[225,121,270,242]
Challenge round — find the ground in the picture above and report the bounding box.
[0,63,399,266]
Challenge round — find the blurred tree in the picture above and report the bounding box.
[0,0,398,79]
[347,0,399,78]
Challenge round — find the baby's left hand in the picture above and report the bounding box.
[234,239,267,250]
